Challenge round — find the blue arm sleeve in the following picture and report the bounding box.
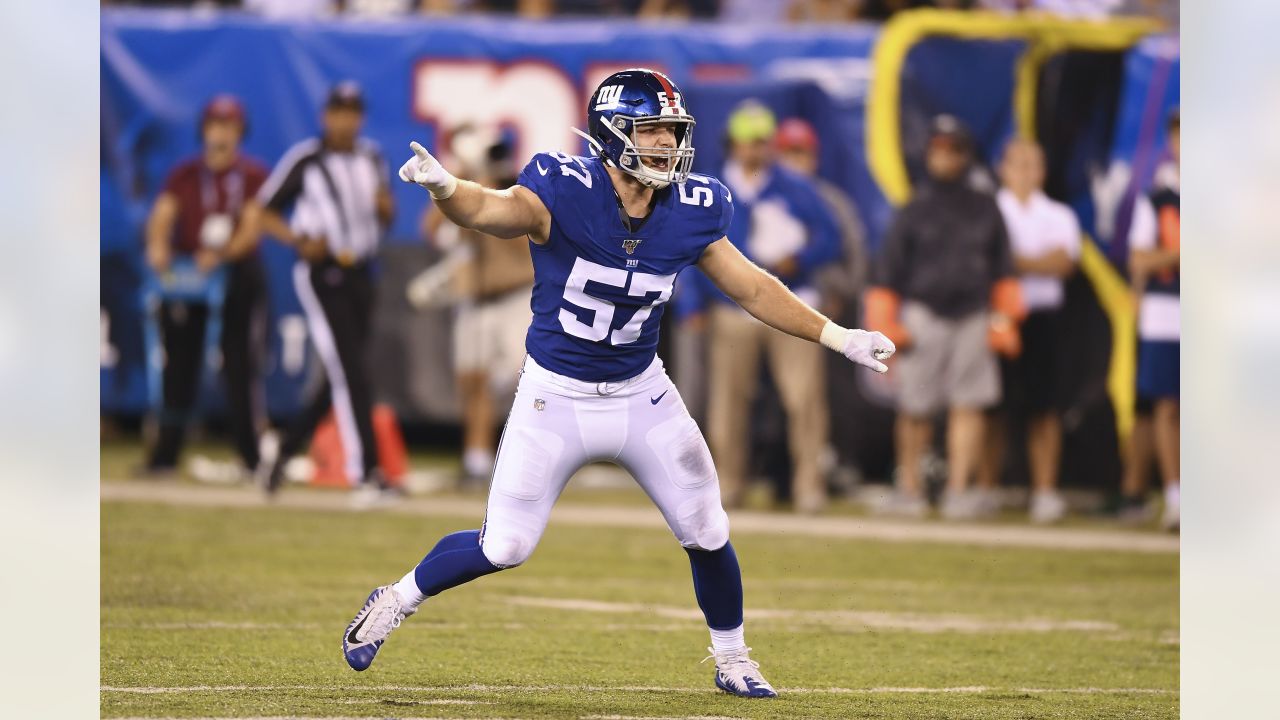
[515,153,558,215]
[715,179,735,239]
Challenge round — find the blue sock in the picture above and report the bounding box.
[396,530,503,604]
[685,542,744,630]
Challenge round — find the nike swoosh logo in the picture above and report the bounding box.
[536,162,548,176]
[346,614,369,645]
[650,390,669,405]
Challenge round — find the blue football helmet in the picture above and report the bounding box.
[573,68,696,189]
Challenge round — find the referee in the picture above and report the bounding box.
[243,81,395,500]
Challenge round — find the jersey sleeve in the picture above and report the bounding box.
[516,153,562,215]
[712,176,734,239]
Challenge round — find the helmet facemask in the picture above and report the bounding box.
[593,114,696,189]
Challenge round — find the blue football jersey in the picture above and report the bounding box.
[517,152,733,382]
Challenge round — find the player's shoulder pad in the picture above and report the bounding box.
[518,152,601,212]
[521,152,597,183]
[676,172,734,238]
[685,172,734,205]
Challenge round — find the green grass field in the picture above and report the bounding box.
[102,486,1179,719]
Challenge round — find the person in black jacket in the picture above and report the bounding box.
[866,115,1021,519]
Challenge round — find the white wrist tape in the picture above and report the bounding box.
[819,321,846,353]
[428,174,458,201]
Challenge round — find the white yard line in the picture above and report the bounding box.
[336,698,491,706]
[100,481,1178,554]
[582,716,743,720]
[504,595,1117,633]
[102,621,320,630]
[101,683,1176,696]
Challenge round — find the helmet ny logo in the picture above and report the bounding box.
[595,84,624,111]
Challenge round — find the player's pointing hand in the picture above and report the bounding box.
[399,141,458,200]
[820,323,896,374]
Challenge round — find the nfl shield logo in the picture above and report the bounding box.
[622,238,643,255]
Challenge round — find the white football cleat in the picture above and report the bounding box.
[342,585,414,671]
[704,647,777,698]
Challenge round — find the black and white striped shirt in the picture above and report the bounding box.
[259,137,389,262]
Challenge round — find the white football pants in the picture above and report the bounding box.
[479,355,731,568]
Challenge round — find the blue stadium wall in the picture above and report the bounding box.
[101,10,1176,448]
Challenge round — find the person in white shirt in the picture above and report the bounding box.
[1127,110,1179,532]
[980,138,1081,523]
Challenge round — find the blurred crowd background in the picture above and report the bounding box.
[100,3,1180,526]
[101,0,1180,25]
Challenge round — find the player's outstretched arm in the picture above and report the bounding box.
[698,237,896,373]
[399,141,549,241]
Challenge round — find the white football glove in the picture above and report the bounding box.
[398,141,458,200]
[820,322,896,374]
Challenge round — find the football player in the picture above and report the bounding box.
[341,68,894,698]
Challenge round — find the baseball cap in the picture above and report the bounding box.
[326,81,365,112]
[727,101,777,143]
[202,94,246,126]
[928,114,974,154]
[775,118,818,153]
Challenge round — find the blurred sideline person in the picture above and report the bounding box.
[413,125,533,483]
[774,117,868,322]
[774,117,871,491]
[241,82,396,504]
[686,101,842,513]
[867,115,1021,519]
[141,95,269,480]
[1127,109,1179,532]
[979,138,1080,524]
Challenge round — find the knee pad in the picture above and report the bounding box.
[480,529,534,568]
[678,503,730,552]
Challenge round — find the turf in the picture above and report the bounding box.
[101,496,1178,719]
